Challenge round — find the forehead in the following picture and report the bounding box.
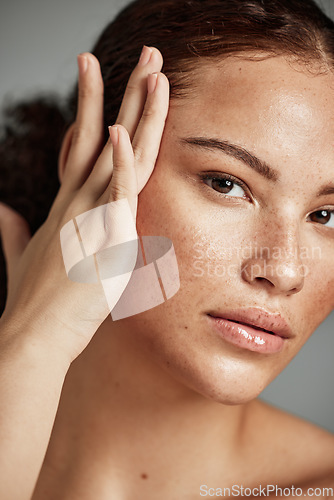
[167,55,334,165]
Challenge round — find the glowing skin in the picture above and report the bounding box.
[123,55,334,403]
[33,55,334,498]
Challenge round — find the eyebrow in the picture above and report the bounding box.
[180,136,279,182]
[180,136,334,197]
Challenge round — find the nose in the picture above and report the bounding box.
[241,218,306,296]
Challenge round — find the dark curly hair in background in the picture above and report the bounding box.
[1,0,334,315]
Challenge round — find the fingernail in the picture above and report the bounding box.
[77,54,88,75]
[147,73,158,94]
[109,125,119,146]
[138,45,152,66]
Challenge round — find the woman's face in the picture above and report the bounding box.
[116,55,334,404]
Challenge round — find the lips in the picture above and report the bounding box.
[232,320,275,335]
[207,307,293,339]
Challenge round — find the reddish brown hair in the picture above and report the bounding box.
[84,0,334,139]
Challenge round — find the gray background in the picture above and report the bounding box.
[1,0,333,432]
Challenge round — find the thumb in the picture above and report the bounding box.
[0,202,31,281]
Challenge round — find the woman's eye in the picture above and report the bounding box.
[309,209,334,228]
[200,175,334,228]
[202,174,248,199]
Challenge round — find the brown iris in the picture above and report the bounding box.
[309,210,331,225]
[211,178,234,194]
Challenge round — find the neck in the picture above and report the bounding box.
[50,317,251,486]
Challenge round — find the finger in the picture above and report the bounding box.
[76,137,114,205]
[102,125,137,212]
[77,47,164,204]
[115,46,163,139]
[131,72,170,192]
[61,52,104,193]
[0,202,31,287]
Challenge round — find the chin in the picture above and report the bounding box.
[157,348,274,406]
[113,303,288,406]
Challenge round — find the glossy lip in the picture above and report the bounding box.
[207,307,294,339]
[207,315,285,354]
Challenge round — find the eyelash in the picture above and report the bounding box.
[199,172,250,200]
[199,172,334,228]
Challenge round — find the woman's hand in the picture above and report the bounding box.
[0,46,170,363]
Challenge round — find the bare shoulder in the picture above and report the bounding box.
[245,399,334,485]
[297,471,334,499]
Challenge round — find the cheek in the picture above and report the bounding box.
[136,159,334,341]
[136,165,242,295]
[300,266,334,333]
